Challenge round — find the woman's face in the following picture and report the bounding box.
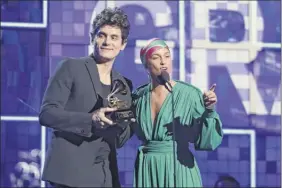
[145,47,172,79]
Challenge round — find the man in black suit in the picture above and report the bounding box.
[39,7,134,188]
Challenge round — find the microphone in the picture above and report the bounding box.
[156,70,172,91]
[17,98,39,114]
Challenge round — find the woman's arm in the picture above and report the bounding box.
[192,89,223,151]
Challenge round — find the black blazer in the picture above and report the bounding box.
[39,55,133,187]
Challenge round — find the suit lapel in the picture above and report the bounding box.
[84,55,128,98]
[84,55,103,97]
[111,69,125,84]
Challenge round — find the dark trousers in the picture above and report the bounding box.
[50,160,113,188]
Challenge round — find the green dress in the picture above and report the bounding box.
[132,81,223,188]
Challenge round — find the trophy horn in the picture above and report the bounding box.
[107,80,127,101]
[112,80,127,95]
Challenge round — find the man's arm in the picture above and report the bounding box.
[39,59,93,137]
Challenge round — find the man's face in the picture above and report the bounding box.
[93,25,127,63]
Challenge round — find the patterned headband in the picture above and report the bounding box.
[140,38,168,65]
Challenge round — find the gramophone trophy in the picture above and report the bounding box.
[106,80,135,123]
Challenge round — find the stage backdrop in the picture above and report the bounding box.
[1,1,280,187]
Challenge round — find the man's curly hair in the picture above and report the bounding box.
[90,7,130,44]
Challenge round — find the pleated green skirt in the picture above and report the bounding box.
[133,141,203,188]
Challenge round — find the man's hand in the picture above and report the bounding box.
[92,107,137,129]
[92,107,117,128]
[203,84,217,109]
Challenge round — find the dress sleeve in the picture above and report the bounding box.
[192,89,223,151]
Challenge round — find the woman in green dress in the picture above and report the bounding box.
[131,38,223,187]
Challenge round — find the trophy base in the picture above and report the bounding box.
[110,109,135,123]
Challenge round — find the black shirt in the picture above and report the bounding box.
[95,82,113,162]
